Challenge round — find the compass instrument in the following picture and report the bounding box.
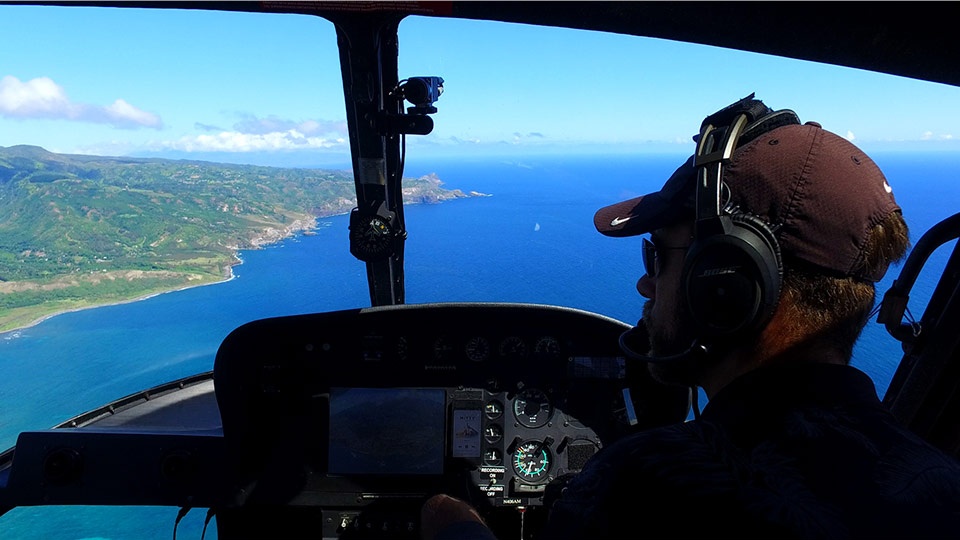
[349,206,402,262]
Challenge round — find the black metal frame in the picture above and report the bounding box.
[881,213,960,457]
[333,13,408,305]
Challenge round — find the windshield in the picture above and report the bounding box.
[2,6,960,540]
[395,14,960,389]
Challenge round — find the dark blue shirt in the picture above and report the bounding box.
[543,363,960,539]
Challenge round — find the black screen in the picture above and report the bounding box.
[328,388,446,475]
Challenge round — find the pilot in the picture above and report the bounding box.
[421,96,960,539]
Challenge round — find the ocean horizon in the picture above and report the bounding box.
[1,152,958,539]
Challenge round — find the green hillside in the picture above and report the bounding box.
[0,145,476,331]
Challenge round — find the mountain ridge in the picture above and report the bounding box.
[0,146,481,332]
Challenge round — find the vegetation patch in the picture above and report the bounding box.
[0,145,479,332]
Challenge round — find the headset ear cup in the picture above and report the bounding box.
[682,214,782,338]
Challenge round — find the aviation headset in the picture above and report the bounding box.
[682,102,804,341]
[619,97,801,363]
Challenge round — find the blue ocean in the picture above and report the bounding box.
[0,153,957,539]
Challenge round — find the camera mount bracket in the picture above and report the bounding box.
[376,112,434,136]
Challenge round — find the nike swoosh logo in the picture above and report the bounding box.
[610,216,632,227]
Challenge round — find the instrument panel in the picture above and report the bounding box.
[321,383,604,507]
[213,303,690,521]
[0,303,689,540]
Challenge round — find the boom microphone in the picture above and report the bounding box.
[618,323,711,364]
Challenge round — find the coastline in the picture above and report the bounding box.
[0,217,318,337]
[0,264,238,338]
[0,180,489,337]
[0,221,275,337]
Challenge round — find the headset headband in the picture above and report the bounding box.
[693,113,750,236]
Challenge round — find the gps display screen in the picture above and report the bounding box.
[328,388,446,475]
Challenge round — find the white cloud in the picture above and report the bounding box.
[919,131,955,141]
[0,75,70,115]
[232,114,346,137]
[510,132,549,145]
[845,131,856,141]
[0,75,162,129]
[163,129,347,152]
[103,99,162,128]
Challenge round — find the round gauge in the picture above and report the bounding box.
[512,440,551,483]
[433,336,455,361]
[349,214,396,261]
[484,448,503,466]
[499,336,527,359]
[465,336,491,362]
[484,400,504,420]
[484,424,503,444]
[534,336,561,359]
[513,388,552,428]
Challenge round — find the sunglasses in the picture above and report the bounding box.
[642,237,690,277]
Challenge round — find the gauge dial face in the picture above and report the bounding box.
[350,215,395,260]
[465,336,491,362]
[484,424,503,444]
[484,448,502,466]
[534,336,561,359]
[513,440,551,482]
[433,336,455,361]
[484,400,503,420]
[513,388,552,428]
[499,336,527,359]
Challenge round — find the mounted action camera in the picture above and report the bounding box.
[401,76,444,114]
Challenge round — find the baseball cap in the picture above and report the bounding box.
[594,98,901,282]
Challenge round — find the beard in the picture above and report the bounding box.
[642,299,698,357]
[641,299,703,388]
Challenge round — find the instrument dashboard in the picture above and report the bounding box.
[1,303,689,539]
[213,303,689,537]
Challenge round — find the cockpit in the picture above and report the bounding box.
[1,2,960,540]
[2,303,689,539]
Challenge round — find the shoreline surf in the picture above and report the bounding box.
[0,261,240,338]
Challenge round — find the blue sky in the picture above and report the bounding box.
[2,5,960,166]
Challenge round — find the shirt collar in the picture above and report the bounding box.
[701,362,884,424]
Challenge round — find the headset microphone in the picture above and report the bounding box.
[618,324,710,364]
